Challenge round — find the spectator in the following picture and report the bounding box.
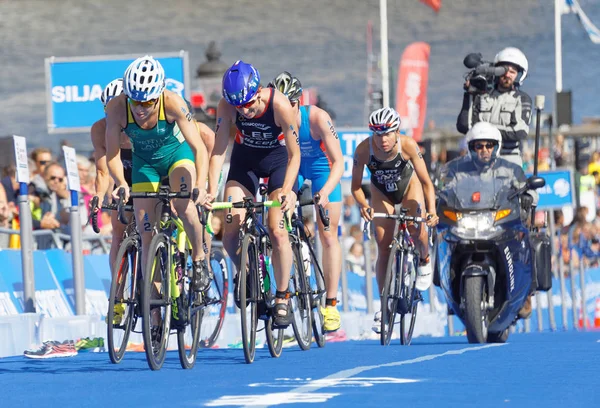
[211,213,224,241]
[342,195,361,227]
[0,183,12,248]
[1,164,19,205]
[553,133,565,167]
[29,148,53,199]
[33,162,69,249]
[346,242,365,275]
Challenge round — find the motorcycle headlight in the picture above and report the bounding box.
[452,212,502,239]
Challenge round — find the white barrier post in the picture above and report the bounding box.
[63,146,85,315]
[13,136,36,313]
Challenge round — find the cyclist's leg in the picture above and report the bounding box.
[266,165,298,324]
[401,175,429,260]
[401,175,431,291]
[109,210,127,274]
[221,171,257,270]
[370,185,397,293]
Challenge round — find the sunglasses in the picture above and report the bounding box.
[237,96,258,109]
[369,123,393,134]
[473,142,496,150]
[50,176,64,182]
[38,160,49,166]
[128,98,158,108]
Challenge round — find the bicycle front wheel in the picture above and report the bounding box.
[177,242,202,369]
[142,233,172,371]
[199,247,229,349]
[107,235,140,364]
[381,241,402,346]
[400,254,419,346]
[290,240,313,351]
[239,234,258,364]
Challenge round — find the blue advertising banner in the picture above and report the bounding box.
[45,51,190,133]
[337,128,370,180]
[527,169,575,210]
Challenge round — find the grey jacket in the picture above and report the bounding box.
[456,88,532,153]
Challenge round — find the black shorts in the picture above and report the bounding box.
[226,144,298,196]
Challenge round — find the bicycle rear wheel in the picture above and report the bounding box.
[305,238,326,348]
[142,233,172,371]
[177,243,202,369]
[239,234,258,364]
[107,235,140,364]
[400,254,419,345]
[381,242,402,346]
[290,240,313,351]
[199,247,229,348]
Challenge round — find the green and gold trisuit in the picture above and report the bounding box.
[122,94,195,192]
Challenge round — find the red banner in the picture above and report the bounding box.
[420,0,441,12]
[395,42,430,142]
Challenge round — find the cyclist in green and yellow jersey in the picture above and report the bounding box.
[106,55,211,293]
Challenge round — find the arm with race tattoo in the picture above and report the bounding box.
[312,108,343,207]
[105,95,128,201]
[91,119,111,206]
[168,92,208,204]
[208,100,235,200]
[351,140,372,221]
[273,91,301,212]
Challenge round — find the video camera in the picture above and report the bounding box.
[463,53,507,94]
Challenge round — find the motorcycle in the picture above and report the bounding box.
[435,174,545,343]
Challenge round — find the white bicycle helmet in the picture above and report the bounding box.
[100,78,123,107]
[494,47,528,85]
[268,71,303,102]
[123,55,165,102]
[466,122,502,163]
[368,107,401,134]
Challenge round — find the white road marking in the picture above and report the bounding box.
[204,343,506,407]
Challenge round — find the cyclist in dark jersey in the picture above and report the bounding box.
[207,60,300,328]
[351,107,438,331]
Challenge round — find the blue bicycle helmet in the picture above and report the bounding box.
[222,60,261,106]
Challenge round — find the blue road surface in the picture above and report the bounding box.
[1,332,598,407]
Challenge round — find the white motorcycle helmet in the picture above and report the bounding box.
[494,47,528,85]
[466,122,502,164]
[123,55,165,102]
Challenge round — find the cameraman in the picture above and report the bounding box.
[456,47,532,168]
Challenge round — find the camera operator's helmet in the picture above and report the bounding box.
[466,122,502,164]
[123,56,165,102]
[222,60,261,106]
[100,78,123,107]
[369,107,401,135]
[268,71,303,103]
[494,47,528,85]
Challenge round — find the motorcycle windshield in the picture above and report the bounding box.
[443,175,513,211]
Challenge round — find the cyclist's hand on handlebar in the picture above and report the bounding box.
[193,187,208,206]
[426,212,439,227]
[314,191,329,208]
[203,192,215,210]
[360,206,373,222]
[278,190,297,213]
[112,184,130,203]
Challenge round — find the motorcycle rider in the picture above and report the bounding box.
[441,121,535,319]
[456,47,532,169]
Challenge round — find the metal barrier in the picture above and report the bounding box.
[0,227,112,253]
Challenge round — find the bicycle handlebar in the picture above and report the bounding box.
[298,196,331,231]
[362,210,428,241]
[208,197,291,232]
[89,196,100,234]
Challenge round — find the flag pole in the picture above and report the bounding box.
[555,0,563,93]
[380,0,390,107]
